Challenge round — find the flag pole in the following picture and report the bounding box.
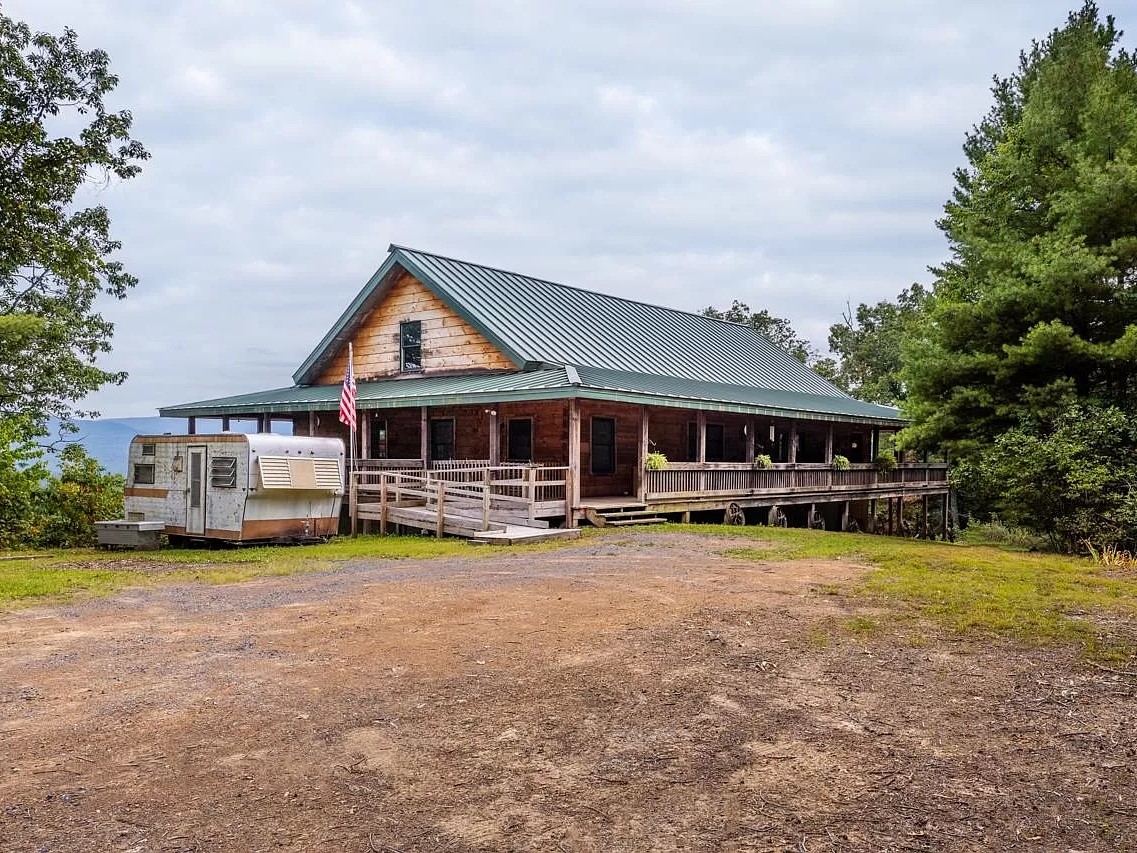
[349,342,356,485]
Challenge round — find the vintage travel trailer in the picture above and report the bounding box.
[120,433,345,543]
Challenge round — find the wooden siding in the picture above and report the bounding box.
[316,270,515,383]
[578,400,642,498]
[497,401,567,466]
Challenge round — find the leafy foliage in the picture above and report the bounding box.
[0,425,122,549]
[825,284,928,404]
[37,443,124,547]
[967,404,1137,552]
[645,451,668,470]
[902,3,1137,456]
[702,300,818,365]
[0,10,148,431]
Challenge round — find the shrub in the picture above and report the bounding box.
[875,450,897,472]
[645,451,668,470]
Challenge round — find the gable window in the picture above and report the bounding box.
[133,463,155,485]
[430,418,455,462]
[507,418,533,463]
[400,320,422,372]
[591,417,616,475]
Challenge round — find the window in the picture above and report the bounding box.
[210,455,238,488]
[591,417,616,475]
[370,417,388,459]
[507,418,533,463]
[705,424,725,462]
[430,418,455,462]
[686,422,725,461]
[400,320,422,371]
[133,463,155,485]
[140,442,156,457]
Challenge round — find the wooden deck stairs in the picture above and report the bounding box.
[351,467,580,545]
[582,503,668,528]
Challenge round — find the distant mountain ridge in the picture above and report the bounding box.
[47,417,292,476]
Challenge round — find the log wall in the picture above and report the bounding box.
[316,270,515,383]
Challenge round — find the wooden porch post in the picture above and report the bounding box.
[871,427,880,461]
[941,493,950,541]
[921,495,930,539]
[825,423,834,463]
[635,405,649,502]
[868,498,876,533]
[788,421,798,464]
[887,498,894,535]
[488,406,500,465]
[360,411,370,459]
[420,406,429,465]
[841,500,850,533]
[745,416,756,463]
[187,416,196,435]
[696,410,707,463]
[307,411,316,437]
[567,399,581,526]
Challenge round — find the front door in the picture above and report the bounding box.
[430,419,455,463]
[186,445,206,535]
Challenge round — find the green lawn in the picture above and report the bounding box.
[692,523,1137,659]
[0,535,483,606]
[4,526,1135,663]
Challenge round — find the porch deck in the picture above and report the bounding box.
[348,459,949,537]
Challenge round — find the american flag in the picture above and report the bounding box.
[338,343,357,431]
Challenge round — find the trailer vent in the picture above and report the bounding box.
[258,456,342,492]
[210,456,238,489]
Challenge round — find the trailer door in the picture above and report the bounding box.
[186,445,206,535]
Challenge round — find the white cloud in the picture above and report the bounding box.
[1,0,1090,416]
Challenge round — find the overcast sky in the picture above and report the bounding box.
[8,0,1098,417]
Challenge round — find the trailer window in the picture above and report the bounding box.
[133,463,155,485]
[210,456,238,488]
[140,442,156,457]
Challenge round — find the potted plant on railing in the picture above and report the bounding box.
[831,454,851,470]
[875,450,897,472]
[753,454,773,469]
[645,451,668,470]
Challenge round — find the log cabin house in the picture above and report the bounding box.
[160,245,949,537]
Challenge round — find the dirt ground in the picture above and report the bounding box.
[2,532,1135,852]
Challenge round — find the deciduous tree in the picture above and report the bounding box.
[0,10,148,434]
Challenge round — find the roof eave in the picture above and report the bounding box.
[160,385,905,427]
[291,246,536,386]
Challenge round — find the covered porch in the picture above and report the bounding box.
[171,394,947,535]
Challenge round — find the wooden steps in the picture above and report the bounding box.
[470,526,582,545]
[583,505,669,528]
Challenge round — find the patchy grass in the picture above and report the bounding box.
[683,523,1137,657]
[958,519,1050,551]
[0,535,508,606]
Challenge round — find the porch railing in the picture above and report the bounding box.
[645,462,948,500]
[350,464,571,534]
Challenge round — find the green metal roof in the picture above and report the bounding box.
[292,245,857,401]
[161,366,903,426]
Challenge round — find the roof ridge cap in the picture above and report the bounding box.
[388,244,779,338]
